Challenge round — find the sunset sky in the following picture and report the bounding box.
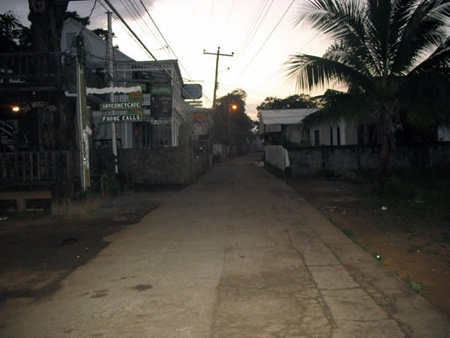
[1,0,332,118]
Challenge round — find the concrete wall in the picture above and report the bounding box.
[289,142,450,177]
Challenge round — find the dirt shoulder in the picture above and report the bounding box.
[284,176,450,318]
[0,191,167,305]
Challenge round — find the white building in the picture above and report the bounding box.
[258,109,320,144]
[61,18,194,149]
[258,108,377,146]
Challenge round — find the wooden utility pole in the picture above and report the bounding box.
[203,47,233,108]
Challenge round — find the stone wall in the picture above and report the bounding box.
[118,123,208,186]
[288,142,450,177]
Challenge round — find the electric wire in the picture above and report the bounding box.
[232,0,296,84]
[120,0,164,48]
[218,0,237,45]
[137,0,194,81]
[102,0,200,103]
[237,0,268,53]
[238,0,274,59]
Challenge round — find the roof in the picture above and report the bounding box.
[259,109,321,125]
[62,18,135,63]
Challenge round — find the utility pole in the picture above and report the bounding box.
[203,47,233,108]
[107,12,118,175]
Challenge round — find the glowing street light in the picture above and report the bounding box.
[11,106,20,113]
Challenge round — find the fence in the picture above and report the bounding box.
[0,151,72,185]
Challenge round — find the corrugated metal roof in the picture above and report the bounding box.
[259,109,321,125]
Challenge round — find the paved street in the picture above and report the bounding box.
[0,155,449,337]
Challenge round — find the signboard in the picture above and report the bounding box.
[100,102,142,110]
[102,115,142,123]
[182,84,202,99]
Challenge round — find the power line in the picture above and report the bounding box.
[102,0,199,102]
[232,0,295,84]
[238,0,274,59]
[137,0,194,81]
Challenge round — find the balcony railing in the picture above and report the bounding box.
[0,52,75,91]
[0,151,72,185]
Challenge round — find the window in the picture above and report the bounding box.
[337,126,341,145]
[314,130,320,146]
[65,33,76,49]
[154,125,171,147]
[330,126,334,146]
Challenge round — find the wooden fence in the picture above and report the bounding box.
[0,151,72,185]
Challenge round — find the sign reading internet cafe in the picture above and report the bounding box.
[100,102,142,110]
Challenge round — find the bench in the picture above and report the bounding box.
[0,190,52,212]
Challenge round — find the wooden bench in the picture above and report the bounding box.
[0,190,52,212]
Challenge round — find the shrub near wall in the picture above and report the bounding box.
[289,142,450,177]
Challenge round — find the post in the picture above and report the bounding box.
[107,12,118,175]
[203,47,234,108]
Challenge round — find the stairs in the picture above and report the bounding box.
[0,120,16,152]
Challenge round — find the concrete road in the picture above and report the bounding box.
[1,155,449,337]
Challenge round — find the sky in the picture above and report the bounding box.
[1,0,331,119]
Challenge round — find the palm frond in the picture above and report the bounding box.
[392,0,450,74]
[411,36,450,73]
[323,42,373,76]
[286,53,373,93]
[294,0,366,41]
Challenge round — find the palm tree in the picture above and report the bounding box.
[287,0,450,188]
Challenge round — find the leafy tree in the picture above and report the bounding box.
[0,11,31,51]
[257,94,319,110]
[65,11,90,27]
[93,28,108,40]
[213,89,253,155]
[287,0,450,189]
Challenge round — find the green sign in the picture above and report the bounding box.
[151,86,171,95]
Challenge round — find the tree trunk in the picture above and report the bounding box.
[376,109,395,192]
[28,0,69,52]
[28,0,74,151]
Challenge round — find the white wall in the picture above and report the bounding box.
[265,145,290,171]
[438,127,450,141]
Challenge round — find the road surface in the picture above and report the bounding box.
[0,155,449,337]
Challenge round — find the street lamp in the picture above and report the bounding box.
[11,106,20,113]
[228,103,238,157]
